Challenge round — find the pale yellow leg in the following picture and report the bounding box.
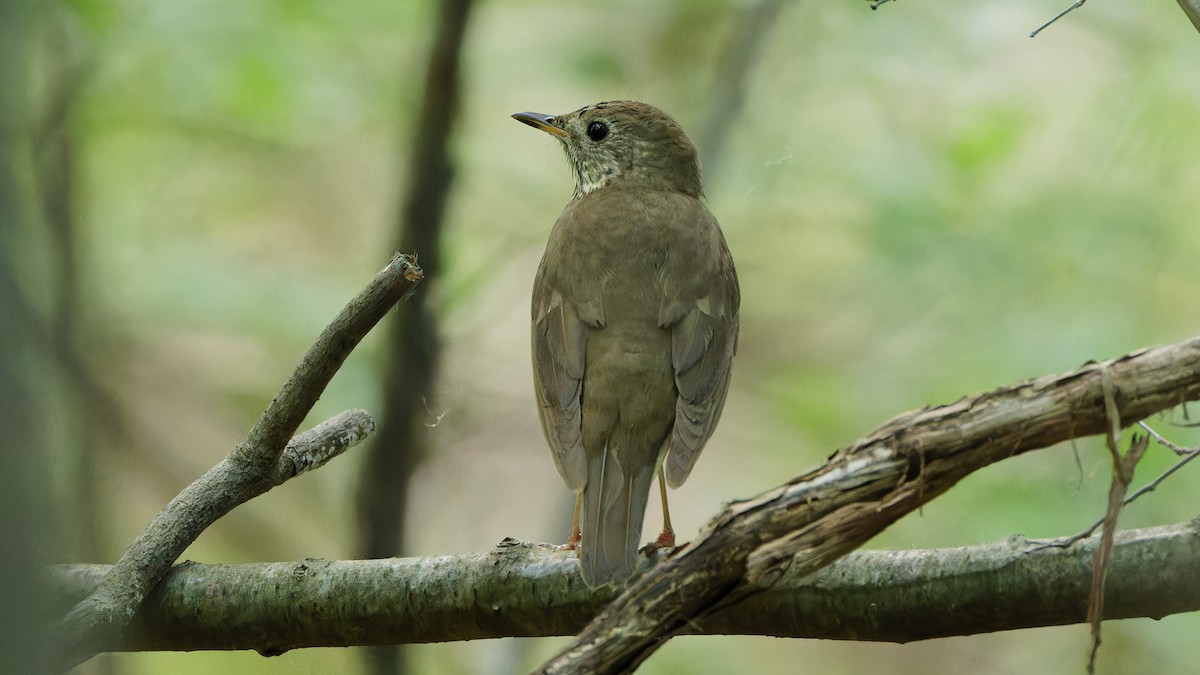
[654,471,676,548]
[566,491,583,550]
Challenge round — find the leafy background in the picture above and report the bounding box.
[22,0,1200,672]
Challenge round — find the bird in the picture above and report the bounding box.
[513,100,739,587]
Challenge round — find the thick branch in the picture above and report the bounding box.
[539,337,1200,673]
[55,254,421,671]
[44,521,1200,651]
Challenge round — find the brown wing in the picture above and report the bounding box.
[658,200,740,489]
[531,254,596,491]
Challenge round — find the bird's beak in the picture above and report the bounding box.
[512,111,569,138]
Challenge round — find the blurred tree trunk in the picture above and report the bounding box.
[36,2,116,570]
[696,0,783,179]
[34,11,120,674]
[0,0,66,671]
[356,0,474,673]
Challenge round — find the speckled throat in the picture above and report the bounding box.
[564,139,622,198]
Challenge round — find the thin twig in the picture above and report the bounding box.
[1031,427,1200,552]
[1030,0,1088,38]
[1086,429,1147,674]
[1115,442,1200,512]
[1176,0,1200,34]
[1138,420,1195,455]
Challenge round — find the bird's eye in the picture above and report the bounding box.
[586,121,609,142]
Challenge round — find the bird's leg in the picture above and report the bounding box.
[653,471,676,549]
[565,491,583,550]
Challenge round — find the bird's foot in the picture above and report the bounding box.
[639,529,677,557]
[654,529,676,549]
[553,528,581,552]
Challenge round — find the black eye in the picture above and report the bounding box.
[586,121,609,142]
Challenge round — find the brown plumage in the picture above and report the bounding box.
[514,101,739,586]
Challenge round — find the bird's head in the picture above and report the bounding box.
[513,100,702,199]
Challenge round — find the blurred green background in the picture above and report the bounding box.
[9,0,1200,672]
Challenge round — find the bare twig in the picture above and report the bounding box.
[1085,399,1148,675]
[1078,420,1200,671]
[273,409,376,482]
[1030,0,1088,38]
[1029,426,1200,554]
[1138,419,1195,456]
[55,254,422,671]
[1177,0,1200,34]
[1116,443,1200,507]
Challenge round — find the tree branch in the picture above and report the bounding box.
[538,337,1200,673]
[1179,0,1200,34]
[44,521,1200,652]
[54,253,422,671]
[272,409,377,483]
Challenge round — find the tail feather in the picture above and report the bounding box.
[579,446,657,586]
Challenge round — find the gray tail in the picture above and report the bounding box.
[579,446,657,587]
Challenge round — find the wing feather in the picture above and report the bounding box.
[660,205,740,488]
[531,267,590,490]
